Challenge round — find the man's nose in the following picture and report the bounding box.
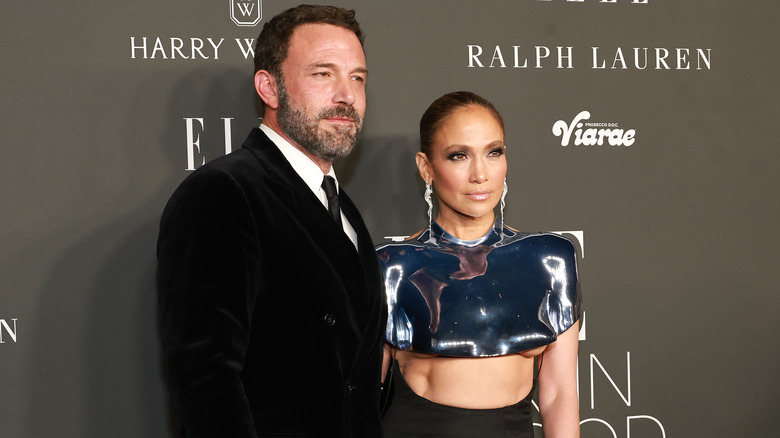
[332,76,357,106]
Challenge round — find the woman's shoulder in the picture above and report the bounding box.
[375,229,433,270]
[375,229,425,249]
[501,226,577,253]
[405,229,426,241]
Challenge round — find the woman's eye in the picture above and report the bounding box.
[448,152,467,161]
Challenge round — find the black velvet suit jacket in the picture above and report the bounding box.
[157,128,387,438]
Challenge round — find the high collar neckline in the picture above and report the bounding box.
[425,220,503,247]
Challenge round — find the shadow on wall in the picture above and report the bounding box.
[26,67,258,438]
[337,133,425,244]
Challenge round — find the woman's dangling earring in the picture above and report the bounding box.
[424,181,433,240]
[499,178,508,232]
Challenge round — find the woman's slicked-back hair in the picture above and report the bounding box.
[419,91,505,157]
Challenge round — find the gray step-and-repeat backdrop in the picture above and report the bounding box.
[2,1,778,437]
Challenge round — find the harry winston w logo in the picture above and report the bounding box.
[230,0,262,27]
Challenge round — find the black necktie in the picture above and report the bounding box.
[321,175,343,228]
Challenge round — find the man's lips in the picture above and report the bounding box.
[320,105,361,126]
[323,116,356,124]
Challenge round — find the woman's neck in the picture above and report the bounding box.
[435,212,496,241]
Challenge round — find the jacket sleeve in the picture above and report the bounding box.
[157,169,260,438]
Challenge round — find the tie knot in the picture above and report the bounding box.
[322,175,339,200]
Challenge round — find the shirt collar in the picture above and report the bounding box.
[260,124,338,192]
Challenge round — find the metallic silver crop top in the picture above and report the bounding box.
[377,220,582,357]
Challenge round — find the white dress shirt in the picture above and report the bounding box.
[260,124,358,248]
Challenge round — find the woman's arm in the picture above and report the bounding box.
[381,342,393,383]
[537,322,581,438]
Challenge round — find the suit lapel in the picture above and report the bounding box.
[243,128,373,319]
[244,128,386,383]
[243,129,356,250]
[339,187,387,377]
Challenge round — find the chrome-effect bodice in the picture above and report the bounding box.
[377,221,582,357]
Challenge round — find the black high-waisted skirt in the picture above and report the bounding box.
[382,360,535,438]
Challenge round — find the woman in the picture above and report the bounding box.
[378,91,582,437]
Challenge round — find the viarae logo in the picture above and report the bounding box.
[552,111,636,147]
[230,0,262,27]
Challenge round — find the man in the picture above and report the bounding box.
[157,5,386,437]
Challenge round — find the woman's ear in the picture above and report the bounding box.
[415,152,432,185]
[254,70,279,109]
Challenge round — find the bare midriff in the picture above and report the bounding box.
[394,345,547,409]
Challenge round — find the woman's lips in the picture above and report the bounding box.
[465,191,492,201]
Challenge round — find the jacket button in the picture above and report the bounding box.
[346,382,355,393]
[324,313,336,326]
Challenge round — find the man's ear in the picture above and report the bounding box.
[254,70,279,109]
[415,152,433,186]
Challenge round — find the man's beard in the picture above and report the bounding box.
[275,79,363,162]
